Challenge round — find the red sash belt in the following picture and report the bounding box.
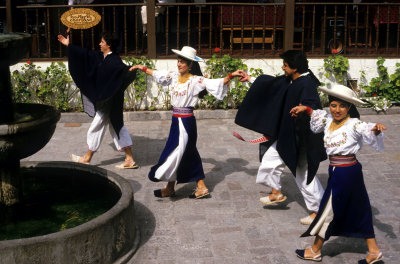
[232,132,269,143]
[329,155,357,167]
[172,107,194,118]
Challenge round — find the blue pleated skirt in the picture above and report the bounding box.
[302,162,375,240]
[148,115,205,184]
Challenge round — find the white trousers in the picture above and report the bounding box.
[87,111,132,152]
[256,141,324,212]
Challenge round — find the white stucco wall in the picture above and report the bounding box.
[9,58,399,109]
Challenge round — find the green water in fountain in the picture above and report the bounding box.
[0,167,120,241]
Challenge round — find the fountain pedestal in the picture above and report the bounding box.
[0,33,32,123]
[0,33,33,205]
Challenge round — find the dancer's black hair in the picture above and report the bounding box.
[328,95,360,119]
[178,56,207,98]
[178,56,203,76]
[280,50,321,86]
[280,50,308,73]
[101,31,119,53]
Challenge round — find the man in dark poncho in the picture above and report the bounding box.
[235,50,326,225]
[57,31,139,169]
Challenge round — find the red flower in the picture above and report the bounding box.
[373,93,377,97]
[26,60,31,64]
[331,49,338,54]
[214,47,221,53]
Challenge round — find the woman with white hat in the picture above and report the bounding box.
[290,84,387,263]
[129,46,244,199]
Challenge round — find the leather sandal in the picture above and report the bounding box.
[189,188,210,199]
[153,189,175,198]
[358,251,383,264]
[295,248,322,262]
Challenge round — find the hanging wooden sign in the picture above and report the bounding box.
[61,8,101,29]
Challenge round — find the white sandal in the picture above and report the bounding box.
[115,160,139,169]
[300,215,315,225]
[260,193,287,205]
[70,154,89,164]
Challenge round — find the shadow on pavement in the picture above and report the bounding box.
[371,206,397,239]
[132,200,156,247]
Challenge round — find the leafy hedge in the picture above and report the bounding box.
[11,56,400,112]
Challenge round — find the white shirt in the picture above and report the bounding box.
[153,70,227,108]
[310,109,384,155]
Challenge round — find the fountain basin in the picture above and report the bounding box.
[0,103,60,162]
[0,161,138,264]
[0,33,31,67]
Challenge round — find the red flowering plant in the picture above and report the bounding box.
[214,47,221,53]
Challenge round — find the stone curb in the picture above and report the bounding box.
[59,107,400,123]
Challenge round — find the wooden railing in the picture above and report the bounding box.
[294,2,400,57]
[1,1,399,59]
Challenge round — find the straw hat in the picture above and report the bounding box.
[319,84,366,105]
[171,46,204,62]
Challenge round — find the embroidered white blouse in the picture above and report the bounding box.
[153,70,228,107]
[310,109,384,155]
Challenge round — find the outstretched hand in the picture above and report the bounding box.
[129,64,142,72]
[290,104,309,117]
[57,29,70,47]
[237,70,251,82]
[372,123,387,136]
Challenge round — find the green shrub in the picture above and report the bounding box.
[361,57,400,104]
[200,54,263,109]
[11,61,77,111]
[323,55,349,85]
[124,56,159,110]
[11,61,44,104]
[41,62,77,111]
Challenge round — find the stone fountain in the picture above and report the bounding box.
[0,33,138,263]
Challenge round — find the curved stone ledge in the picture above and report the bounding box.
[59,107,400,123]
[0,161,137,264]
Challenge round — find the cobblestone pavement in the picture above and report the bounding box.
[25,112,400,264]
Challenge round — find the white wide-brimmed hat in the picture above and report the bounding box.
[319,84,366,105]
[171,46,204,62]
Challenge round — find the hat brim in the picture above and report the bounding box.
[319,86,366,105]
[171,49,204,62]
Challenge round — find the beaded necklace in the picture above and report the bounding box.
[328,114,350,132]
[178,73,192,84]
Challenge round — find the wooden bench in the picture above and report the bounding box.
[217,6,284,47]
[222,26,283,45]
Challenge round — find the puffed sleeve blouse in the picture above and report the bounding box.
[152,70,228,107]
[310,109,384,155]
